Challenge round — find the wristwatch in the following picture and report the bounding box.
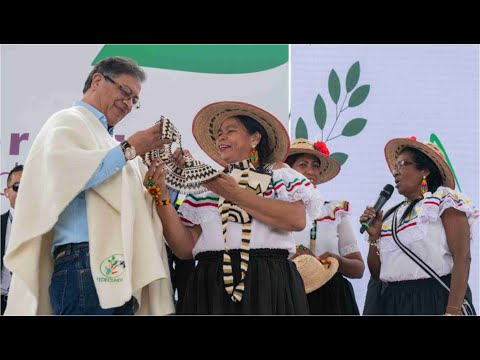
[120,140,137,161]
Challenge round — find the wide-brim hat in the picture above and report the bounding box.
[192,101,290,166]
[292,255,339,294]
[384,137,455,189]
[287,138,340,184]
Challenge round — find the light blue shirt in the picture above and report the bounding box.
[52,101,179,253]
[52,101,126,253]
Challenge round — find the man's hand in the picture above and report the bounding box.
[127,123,172,156]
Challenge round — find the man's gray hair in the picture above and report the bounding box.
[82,56,146,94]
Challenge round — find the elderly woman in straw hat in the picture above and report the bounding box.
[360,136,478,315]
[286,138,365,314]
[144,101,323,314]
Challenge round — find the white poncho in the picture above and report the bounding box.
[5,106,174,315]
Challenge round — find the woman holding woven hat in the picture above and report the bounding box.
[360,136,478,315]
[144,101,323,314]
[286,138,365,315]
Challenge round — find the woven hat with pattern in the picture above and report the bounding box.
[163,147,220,194]
[287,138,340,184]
[384,136,455,189]
[292,255,339,294]
[141,116,220,194]
[192,101,290,167]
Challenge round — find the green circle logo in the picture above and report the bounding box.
[100,254,126,278]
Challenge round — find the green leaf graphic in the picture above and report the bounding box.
[314,94,327,130]
[92,45,288,74]
[348,85,370,107]
[342,118,367,136]
[296,117,309,139]
[328,70,341,104]
[429,133,462,192]
[330,152,348,166]
[346,61,360,93]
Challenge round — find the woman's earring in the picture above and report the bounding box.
[421,175,428,194]
[250,146,259,168]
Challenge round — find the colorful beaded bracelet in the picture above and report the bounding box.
[155,198,171,206]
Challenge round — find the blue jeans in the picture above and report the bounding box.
[49,243,137,315]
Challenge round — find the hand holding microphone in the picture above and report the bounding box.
[359,184,394,236]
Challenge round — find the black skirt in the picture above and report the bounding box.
[379,274,476,315]
[363,276,384,315]
[181,248,309,315]
[306,272,360,315]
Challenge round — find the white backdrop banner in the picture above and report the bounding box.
[291,44,479,313]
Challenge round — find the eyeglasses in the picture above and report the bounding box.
[7,183,19,192]
[393,160,416,172]
[102,74,141,110]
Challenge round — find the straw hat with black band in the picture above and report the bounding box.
[287,138,340,185]
[384,137,455,189]
[192,101,290,167]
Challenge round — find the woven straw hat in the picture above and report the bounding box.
[384,137,455,189]
[287,138,340,184]
[292,255,339,294]
[192,101,290,166]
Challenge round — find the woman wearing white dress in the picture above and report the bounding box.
[145,102,323,314]
[287,138,364,314]
[360,136,478,315]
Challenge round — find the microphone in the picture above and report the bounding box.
[360,184,394,234]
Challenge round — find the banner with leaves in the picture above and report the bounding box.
[291,44,479,314]
[295,61,369,166]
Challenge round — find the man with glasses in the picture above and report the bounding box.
[4,57,175,315]
[1,165,23,315]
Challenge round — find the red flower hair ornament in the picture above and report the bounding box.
[313,141,330,156]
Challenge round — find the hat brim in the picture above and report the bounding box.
[292,255,339,294]
[287,147,341,184]
[192,101,289,167]
[384,138,455,189]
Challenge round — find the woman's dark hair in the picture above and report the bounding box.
[400,146,443,193]
[285,153,302,168]
[235,115,270,172]
[383,146,443,225]
[82,56,146,94]
[285,152,322,169]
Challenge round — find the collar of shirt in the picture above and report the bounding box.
[74,100,113,136]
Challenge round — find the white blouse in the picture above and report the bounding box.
[293,199,359,257]
[371,186,479,282]
[178,167,324,258]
